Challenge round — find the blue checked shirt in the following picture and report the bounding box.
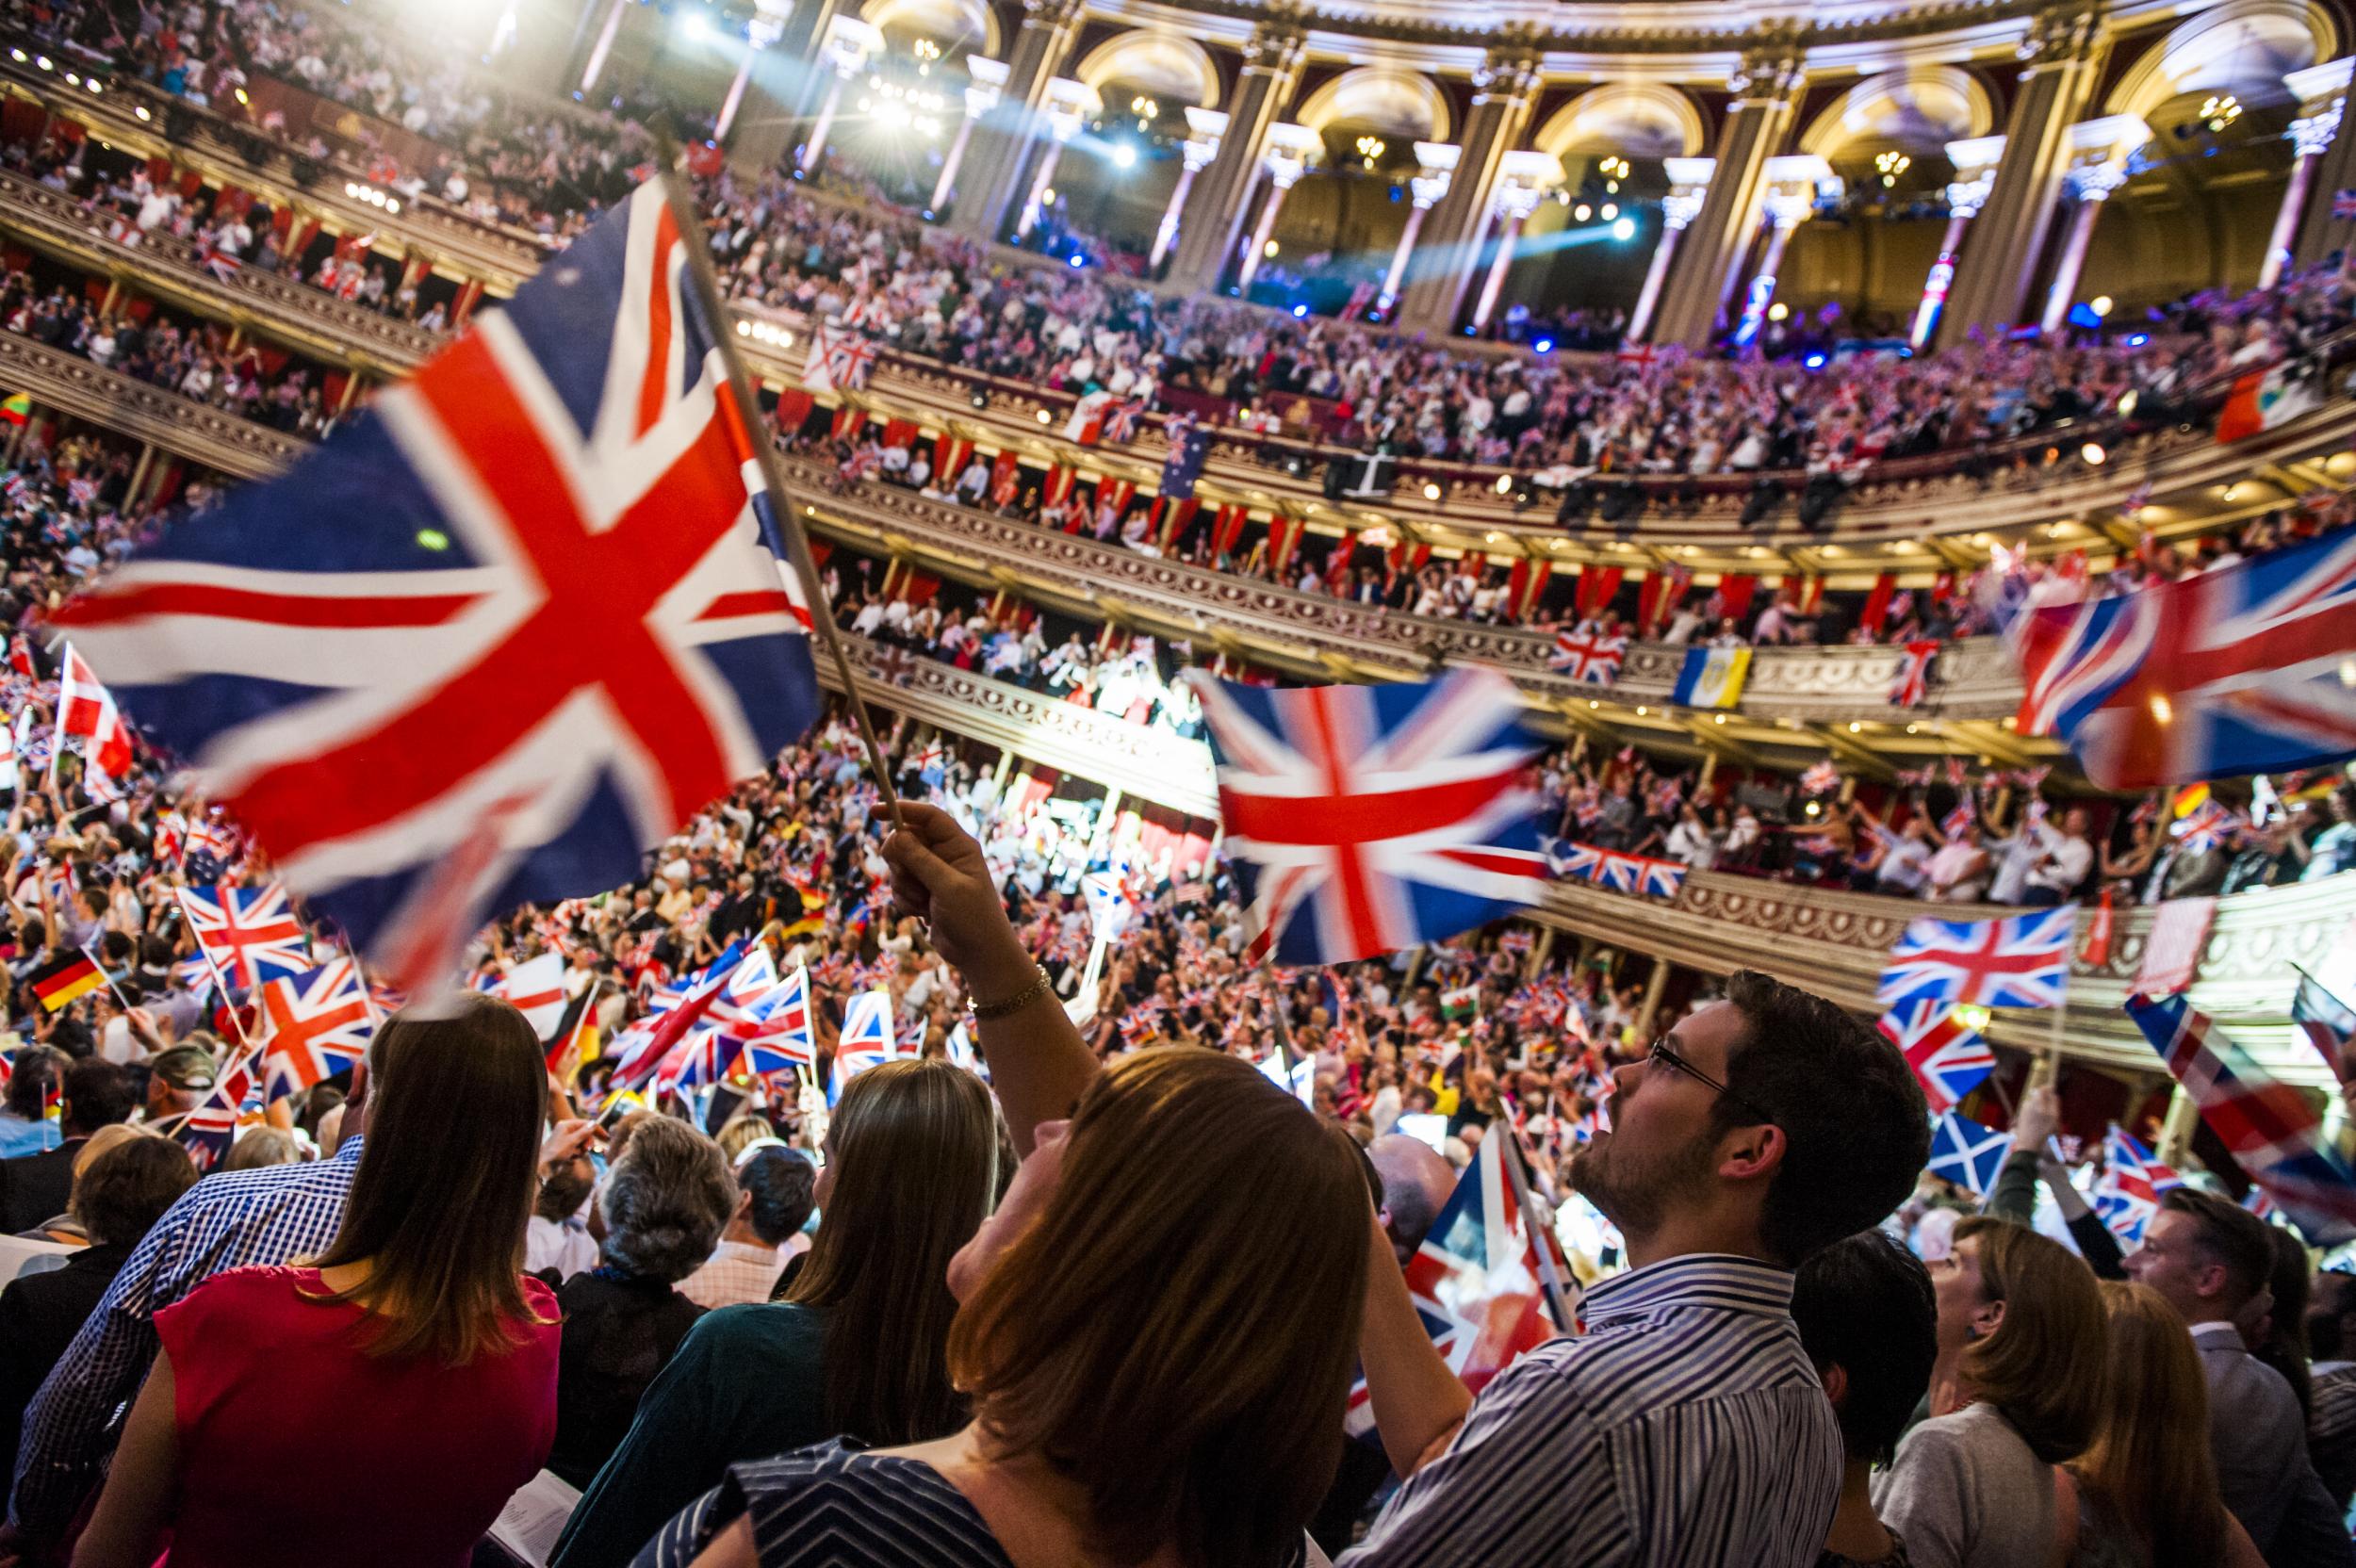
[6,1135,364,1539]
[1342,1254,1841,1568]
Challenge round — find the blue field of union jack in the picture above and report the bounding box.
[2013,528,2356,789]
[54,180,825,974]
[1187,668,1548,966]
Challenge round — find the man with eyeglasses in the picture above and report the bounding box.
[1344,970,1930,1568]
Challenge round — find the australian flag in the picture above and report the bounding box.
[51,179,826,988]
[1186,667,1550,966]
[1160,417,1212,503]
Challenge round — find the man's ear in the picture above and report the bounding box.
[1820,1362,1849,1414]
[1718,1121,1786,1184]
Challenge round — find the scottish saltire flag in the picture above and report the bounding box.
[831,988,895,1102]
[1186,668,1548,965]
[1670,645,1749,710]
[2294,969,2356,1083]
[1547,629,1626,685]
[2093,1126,2181,1246]
[2012,528,2356,789]
[612,939,750,1092]
[1877,907,2076,1011]
[2129,990,2356,1223]
[1344,1129,1574,1438]
[1928,1112,2010,1196]
[180,883,311,989]
[54,180,824,989]
[1877,997,1995,1115]
[256,956,376,1103]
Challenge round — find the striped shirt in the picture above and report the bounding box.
[632,1441,1017,1568]
[7,1136,365,1539]
[1343,1253,1841,1568]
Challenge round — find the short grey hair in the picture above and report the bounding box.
[597,1115,735,1282]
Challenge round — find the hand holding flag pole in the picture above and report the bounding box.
[652,150,900,827]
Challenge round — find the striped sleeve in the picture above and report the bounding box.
[1342,1355,1628,1568]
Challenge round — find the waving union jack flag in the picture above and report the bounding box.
[180,883,311,989]
[1186,668,1548,966]
[2092,1125,2181,1246]
[743,962,816,1075]
[831,988,896,1102]
[1877,906,2076,1012]
[56,181,824,988]
[256,956,377,1104]
[2013,529,2356,789]
[2130,990,2356,1225]
[1547,629,1627,685]
[170,1044,261,1173]
[1877,997,1996,1115]
[613,939,751,1092]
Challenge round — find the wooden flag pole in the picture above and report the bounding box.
[650,151,900,825]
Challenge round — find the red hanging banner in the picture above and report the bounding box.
[1715,575,1759,621]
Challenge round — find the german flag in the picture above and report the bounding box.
[778,883,827,940]
[31,951,105,1012]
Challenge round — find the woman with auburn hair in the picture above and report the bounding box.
[552,1058,999,1568]
[635,1045,1370,1568]
[1875,1217,2109,1568]
[72,994,562,1568]
[2070,1281,2266,1568]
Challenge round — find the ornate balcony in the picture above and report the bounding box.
[0,330,301,477]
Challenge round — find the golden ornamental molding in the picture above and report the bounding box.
[0,332,300,479]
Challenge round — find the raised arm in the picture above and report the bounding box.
[880,801,1098,1156]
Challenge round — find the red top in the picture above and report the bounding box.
[154,1265,561,1568]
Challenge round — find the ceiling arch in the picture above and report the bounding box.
[857,0,997,58]
[1797,66,1994,159]
[1295,66,1451,141]
[1072,28,1222,110]
[2105,0,2336,122]
[1531,83,1705,161]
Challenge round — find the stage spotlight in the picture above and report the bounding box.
[1112,144,1137,169]
[2081,442,2106,466]
[1532,337,1554,353]
[1611,217,1635,241]
[1573,204,1592,221]
[1292,303,1309,318]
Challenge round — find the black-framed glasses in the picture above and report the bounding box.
[1647,1037,1777,1127]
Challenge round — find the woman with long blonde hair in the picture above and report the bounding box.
[2069,1281,2265,1568]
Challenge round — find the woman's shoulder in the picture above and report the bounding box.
[155,1266,328,1348]
[653,1442,1015,1568]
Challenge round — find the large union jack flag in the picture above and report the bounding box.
[54,180,823,985]
[1344,1128,1575,1438]
[2012,528,2356,790]
[1547,629,1627,685]
[2092,1125,2181,1246]
[180,882,311,989]
[1876,906,2076,1012]
[2129,990,2356,1225]
[257,956,376,1104]
[1877,997,1996,1115]
[1186,668,1548,966]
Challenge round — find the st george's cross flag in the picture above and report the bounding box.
[2129,990,2356,1224]
[1185,668,1549,966]
[1343,1126,1575,1438]
[1877,997,1996,1115]
[1877,906,2076,1012]
[484,951,568,1040]
[256,956,376,1104]
[53,180,825,991]
[53,643,134,786]
[1928,1111,2011,1196]
[2012,528,2356,789]
[179,882,312,989]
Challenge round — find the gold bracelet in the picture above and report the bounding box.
[968,964,1052,1021]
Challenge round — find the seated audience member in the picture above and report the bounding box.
[547,1115,735,1487]
[2,1024,384,1555]
[679,1145,819,1310]
[1874,1217,2105,1568]
[0,1132,192,1486]
[221,1126,302,1172]
[633,1049,1369,1568]
[0,1059,137,1235]
[0,1046,64,1158]
[70,995,562,1568]
[1791,1230,1939,1568]
[529,1135,601,1282]
[2070,1281,2265,1568]
[2124,1189,2353,1563]
[2305,1268,2356,1512]
[554,1061,996,1568]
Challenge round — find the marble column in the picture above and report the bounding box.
[1151,107,1228,271]
[1379,143,1457,312]
[2037,150,2132,333]
[1624,156,1713,344]
[947,0,1086,242]
[928,58,1006,217]
[1234,125,1320,292]
[1934,1,2104,349]
[1467,150,1560,332]
[1730,155,1831,347]
[2295,58,2356,270]
[1014,79,1100,239]
[1164,18,1308,292]
[794,16,882,175]
[2266,59,2349,286]
[1392,44,1544,336]
[1908,135,2004,348]
[1647,43,1806,351]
